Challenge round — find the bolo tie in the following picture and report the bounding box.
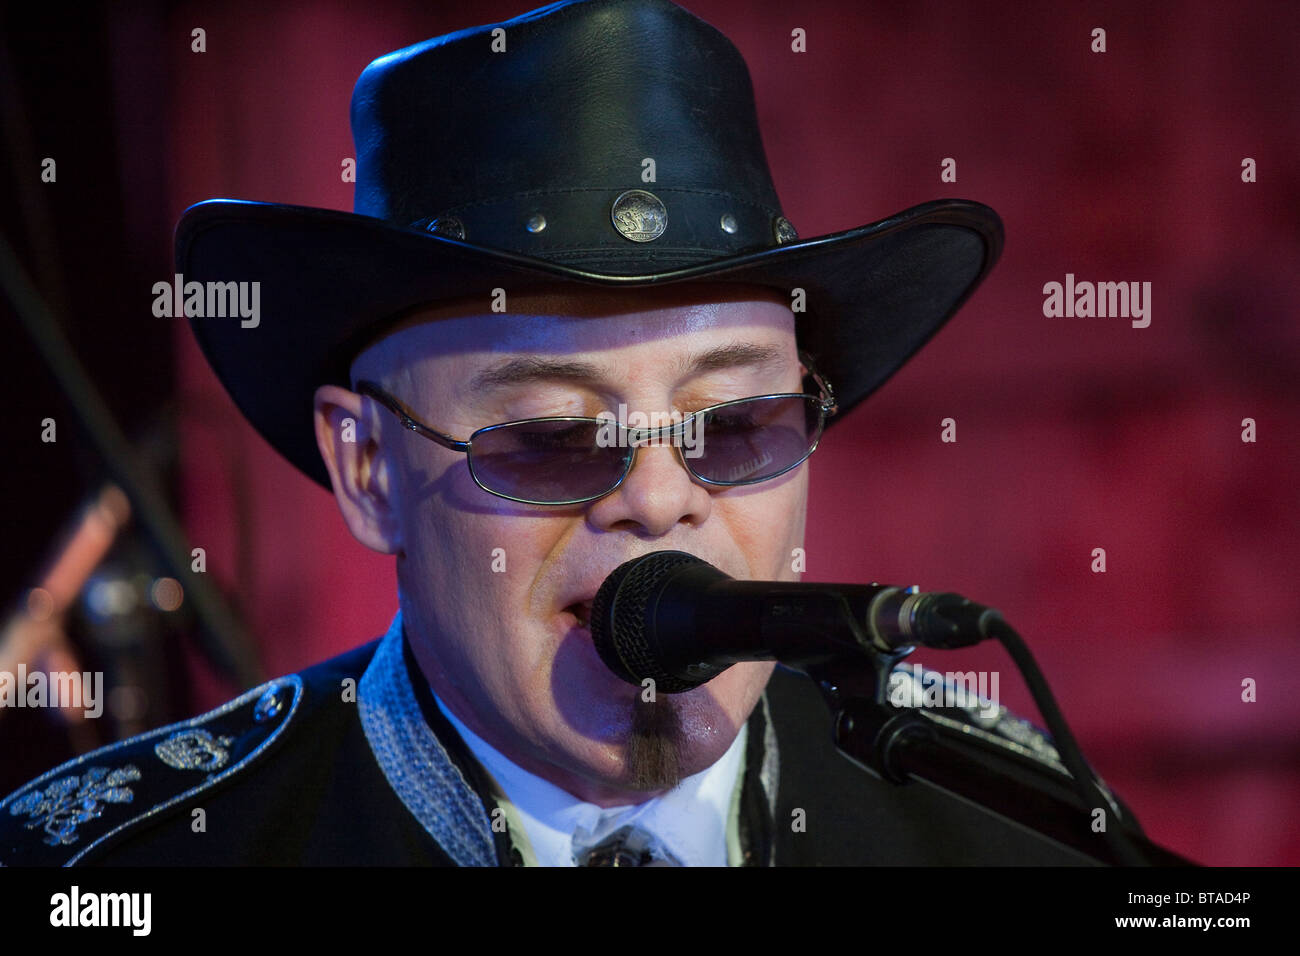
[572,824,683,867]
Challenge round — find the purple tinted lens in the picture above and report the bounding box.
[469,419,628,502]
[693,396,821,483]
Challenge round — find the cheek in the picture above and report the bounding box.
[392,442,530,594]
[407,510,537,608]
[399,504,568,669]
[719,468,809,580]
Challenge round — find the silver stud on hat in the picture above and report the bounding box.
[611,189,667,242]
[719,213,738,234]
[525,213,547,233]
[772,216,798,245]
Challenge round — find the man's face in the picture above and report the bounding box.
[331,284,809,806]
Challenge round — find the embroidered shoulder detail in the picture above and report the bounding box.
[888,661,1134,822]
[0,676,302,866]
[8,765,143,848]
[887,662,1064,770]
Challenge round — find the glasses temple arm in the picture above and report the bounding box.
[797,350,838,416]
[355,381,471,453]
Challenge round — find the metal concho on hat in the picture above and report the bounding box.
[611,189,667,242]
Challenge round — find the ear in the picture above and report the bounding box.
[313,384,402,554]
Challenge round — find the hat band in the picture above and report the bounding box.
[405,186,795,264]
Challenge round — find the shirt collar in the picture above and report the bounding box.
[436,693,745,867]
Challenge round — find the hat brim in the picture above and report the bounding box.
[175,198,1002,490]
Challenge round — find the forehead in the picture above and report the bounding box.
[351,283,795,381]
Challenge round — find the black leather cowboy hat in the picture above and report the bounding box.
[176,0,1003,490]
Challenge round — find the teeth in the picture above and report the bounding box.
[571,603,592,627]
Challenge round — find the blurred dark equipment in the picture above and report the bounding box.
[1,15,262,789]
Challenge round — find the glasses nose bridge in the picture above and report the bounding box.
[623,413,694,447]
[613,416,698,492]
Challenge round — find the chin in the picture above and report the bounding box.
[599,660,776,793]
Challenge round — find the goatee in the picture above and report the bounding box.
[626,693,684,791]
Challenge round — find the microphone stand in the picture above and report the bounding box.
[800,651,1192,866]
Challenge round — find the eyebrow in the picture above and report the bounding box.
[468,342,788,394]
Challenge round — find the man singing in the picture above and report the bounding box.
[1,0,1110,866]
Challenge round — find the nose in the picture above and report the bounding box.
[585,436,712,536]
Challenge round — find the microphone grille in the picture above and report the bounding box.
[590,550,703,692]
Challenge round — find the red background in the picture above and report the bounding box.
[157,0,1300,866]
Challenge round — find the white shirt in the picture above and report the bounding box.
[434,693,746,867]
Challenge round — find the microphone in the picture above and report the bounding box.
[589,550,1001,692]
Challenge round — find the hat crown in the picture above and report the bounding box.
[350,0,790,272]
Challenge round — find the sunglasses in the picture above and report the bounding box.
[355,352,837,506]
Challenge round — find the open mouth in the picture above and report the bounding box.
[565,600,594,629]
